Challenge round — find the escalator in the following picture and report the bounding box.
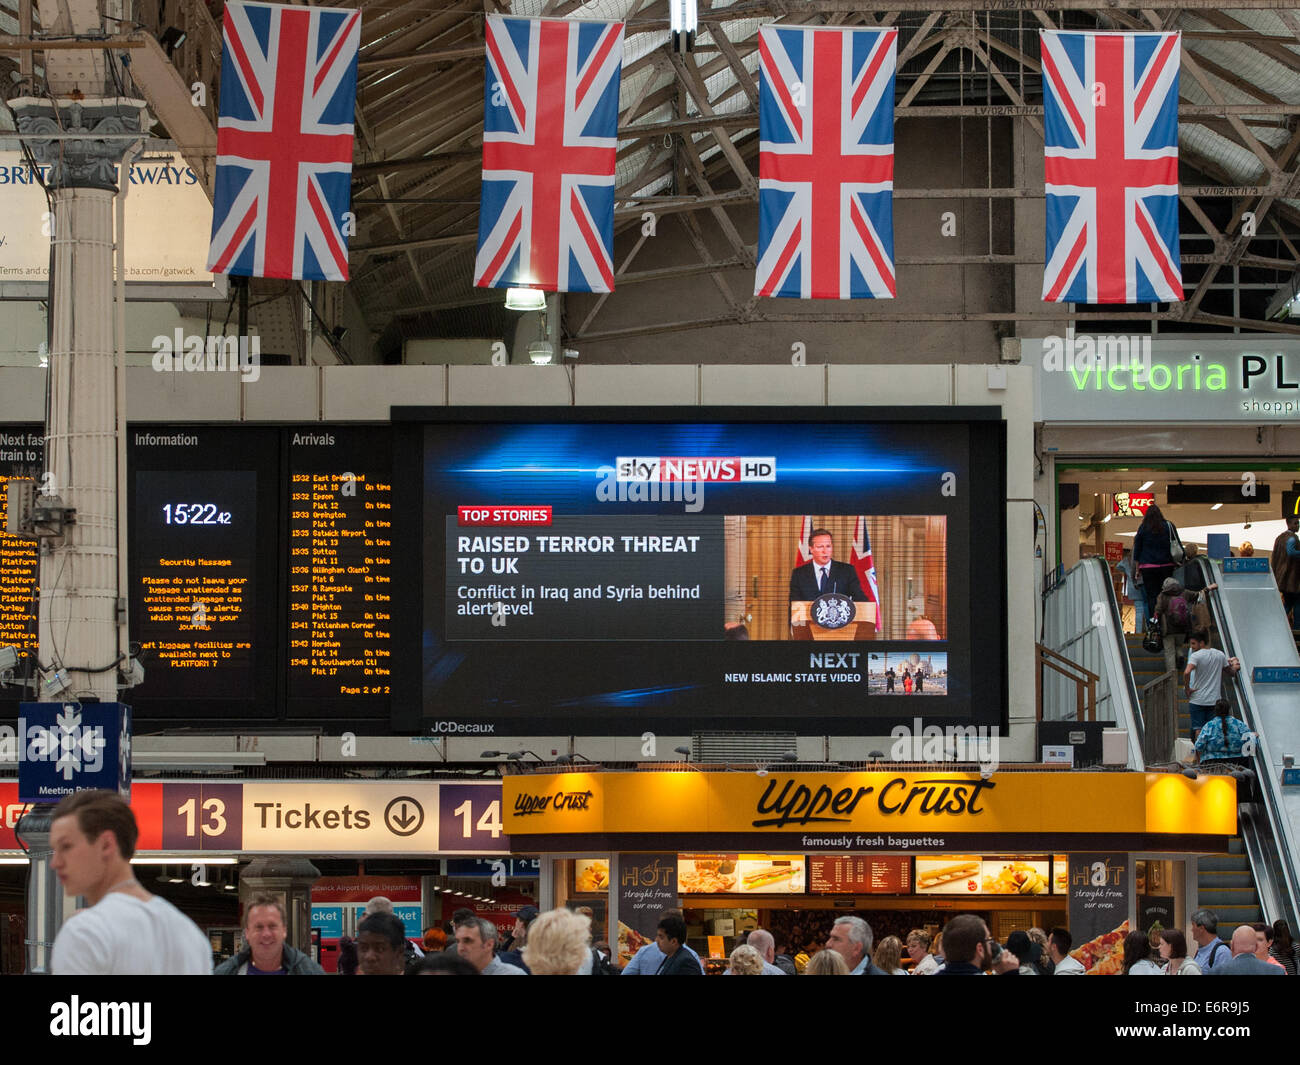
[1192,556,1300,936]
[1042,556,1294,939]
[1123,631,1189,741]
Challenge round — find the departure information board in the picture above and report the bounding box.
[287,429,394,701]
[128,428,282,721]
[0,427,42,689]
[133,467,257,698]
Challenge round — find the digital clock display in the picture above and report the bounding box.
[162,503,233,525]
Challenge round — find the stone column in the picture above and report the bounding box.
[13,98,147,701]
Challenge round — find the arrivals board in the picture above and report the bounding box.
[287,428,395,701]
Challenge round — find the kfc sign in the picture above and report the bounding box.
[1113,492,1154,516]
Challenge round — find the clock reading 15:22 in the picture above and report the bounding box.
[162,503,233,525]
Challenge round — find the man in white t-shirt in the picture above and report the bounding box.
[50,789,212,975]
[1184,630,1240,739]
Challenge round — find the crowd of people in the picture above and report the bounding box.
[335,905,1300,977]
[39,785,1300,978]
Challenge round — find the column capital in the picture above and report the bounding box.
[11,97,150,191]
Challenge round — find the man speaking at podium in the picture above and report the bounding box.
[790,528,867,602]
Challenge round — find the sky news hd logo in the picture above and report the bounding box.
[615,456,776,482]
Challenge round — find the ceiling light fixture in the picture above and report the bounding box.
[670,0,697,53]
[1211,503,1223,511]
[505,288,546,312]
[131,857,239,865]
[1138,481,1155,491]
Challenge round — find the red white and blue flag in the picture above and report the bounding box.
[851,516,881,622]
[756,25,897,300]
[475,16,624,293]
[206,1,360,282]
[1041,31,1182,303]
[795,515,813,569]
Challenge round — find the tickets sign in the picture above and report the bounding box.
[0,780,506,855]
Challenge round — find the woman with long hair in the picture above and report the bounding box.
[1122,930,1162,974]
[1194,699,1249,763]
[1271,919,1299,976]
[873,935,907,975]
[1133,503,1182,621]
[1158,929,1201,975]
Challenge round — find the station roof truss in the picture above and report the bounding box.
[6,0,1300,346]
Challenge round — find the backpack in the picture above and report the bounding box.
[1166,593,1190,632]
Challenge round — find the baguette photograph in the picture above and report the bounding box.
[736,857,805,893]
[915,857,982,892]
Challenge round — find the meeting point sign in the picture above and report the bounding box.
[1032,336,1300,423]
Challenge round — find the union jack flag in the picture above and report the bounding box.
[756,26,897,299]
[474,16,624,293]
[851,516,881,624]
[207,1,361,281]
[794,515,813,569]
[1041,31,1182,303]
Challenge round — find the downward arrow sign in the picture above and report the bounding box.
[393,803,416,829]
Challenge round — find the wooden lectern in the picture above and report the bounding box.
[790,601,877,640]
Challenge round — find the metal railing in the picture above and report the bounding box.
[1139,669,1179,765]
[1041,556,1144,768]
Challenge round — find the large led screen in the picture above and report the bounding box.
[417,409,1006,735]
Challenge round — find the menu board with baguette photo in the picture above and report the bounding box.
[678,854,805,894]
[915,856,983,894]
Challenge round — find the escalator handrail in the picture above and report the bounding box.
[1197,554,1300,930]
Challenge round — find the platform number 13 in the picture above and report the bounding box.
[178,797,227,837]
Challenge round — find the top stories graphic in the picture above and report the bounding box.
[421,416,1005,736]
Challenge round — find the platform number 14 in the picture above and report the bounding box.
[452,798,502,839]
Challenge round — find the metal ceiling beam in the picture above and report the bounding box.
[1191,11,1300,75]
[572,309,1183,344]
[721,0,1300,10]
[1180,122,1300,320]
